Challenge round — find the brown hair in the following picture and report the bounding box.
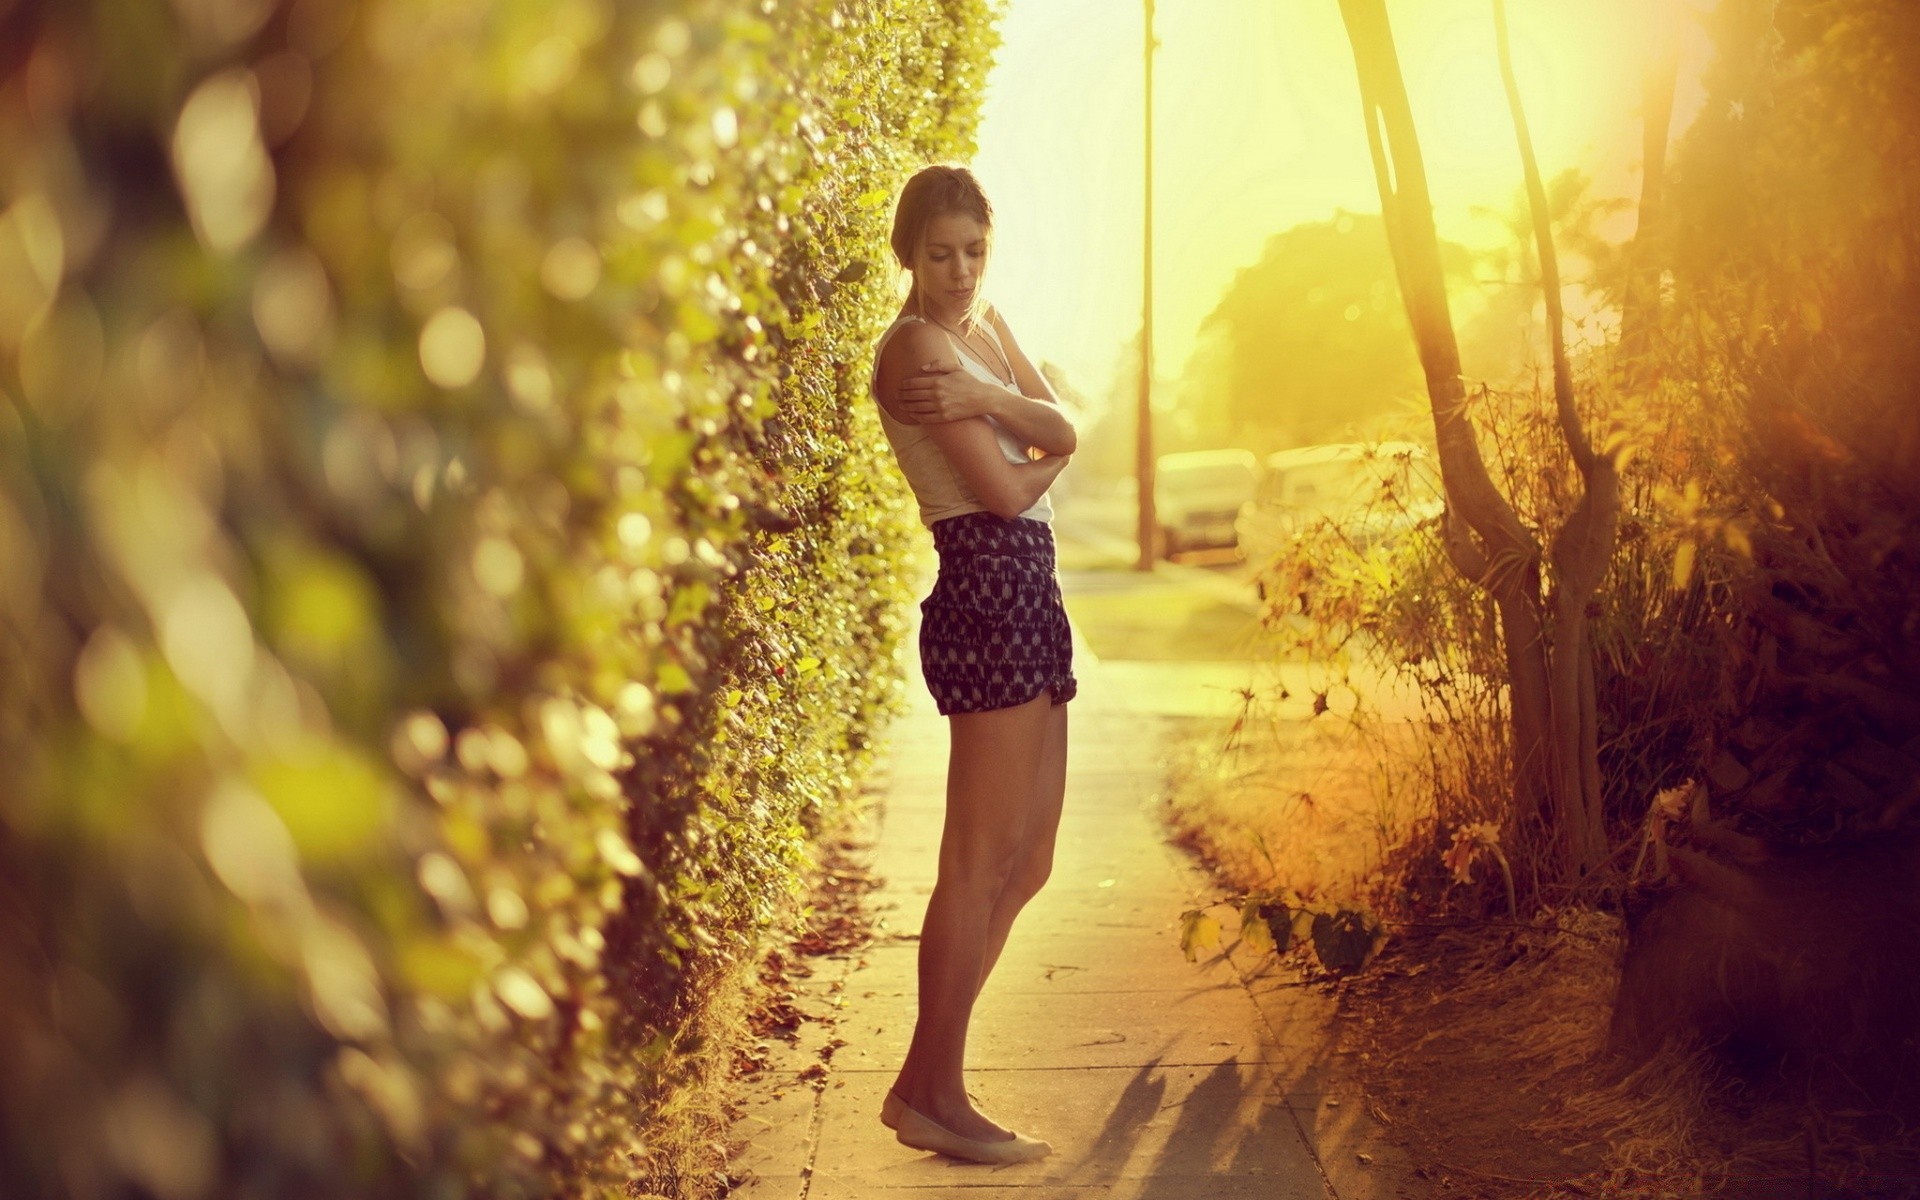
[890,165,994,327]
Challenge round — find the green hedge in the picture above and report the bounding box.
[0,0,996,1194]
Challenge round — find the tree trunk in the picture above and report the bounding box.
[1340,0,1638,878]
[1493,0,1617,873]
[1338,0,1561,860]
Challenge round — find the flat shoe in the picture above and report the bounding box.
[893,1097,1051,1164]
[882,1085,979,1130]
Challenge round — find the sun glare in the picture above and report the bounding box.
[1415,8,1571,201]
[972,0,1708,400]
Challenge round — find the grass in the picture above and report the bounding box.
[633,950,761,1199]
[1162,697,1431,905]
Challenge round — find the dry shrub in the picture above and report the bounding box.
[633,951,760,1200]
[1241,371,1727,915]
[1163,692,1428,906]
[1240,323,1920,1188]
[1199,6,1920,1192]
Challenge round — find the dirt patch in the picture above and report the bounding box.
[1337,916,1920,1199]
[1164,716,1920,1199]
[734,817,883,1079]
[1344,918,1620,1196]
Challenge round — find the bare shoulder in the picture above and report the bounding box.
[984,304,1031,358]
[983,304,1055,404]
[873,321,952,422]
[877,319,950,377]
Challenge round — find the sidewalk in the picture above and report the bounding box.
[724,628,1423,1199]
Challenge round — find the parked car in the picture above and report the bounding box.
[1236,441,1443,587]
[1154,448,1259,556]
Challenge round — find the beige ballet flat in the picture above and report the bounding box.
[892,1096,1051,1164]
[882,1085,981,1130]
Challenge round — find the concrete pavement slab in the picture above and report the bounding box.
[839,931,1245,998]
[808,1063,1326,1190]
[821,983,1313,1073]
[725,563,1426,1199]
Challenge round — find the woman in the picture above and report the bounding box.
[866,165,1079,1165]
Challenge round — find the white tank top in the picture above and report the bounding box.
[869,314,1053,527]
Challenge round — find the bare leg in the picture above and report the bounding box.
[890,692,1052,1141]
[974,699,1068,997]
[889,700,1068,1125]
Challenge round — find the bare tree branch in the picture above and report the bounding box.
[1494,0,1591,473]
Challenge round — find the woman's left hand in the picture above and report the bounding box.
[896,359,1004,424]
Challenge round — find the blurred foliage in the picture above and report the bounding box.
[1247,0,1920,914]
[1459,168,1631,387]
[1180,212,1451,457]
[1168,186,1613,461]
[1646,0,1920,844]
[0,0,996,1195]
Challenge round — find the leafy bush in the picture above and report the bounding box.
[1245,0,1920,916]
[0,0,995,1195]
[1646,1,1920,845]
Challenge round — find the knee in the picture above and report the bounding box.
[1002,848,1053,903]
[939,839,1022,897]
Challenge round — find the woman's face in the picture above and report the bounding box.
[911,212,990,323]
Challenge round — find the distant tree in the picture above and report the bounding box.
[1195,212,1477,454]
[1462,169,1630,383]
[1617,5,1681,375]
[1164,321,1236,454]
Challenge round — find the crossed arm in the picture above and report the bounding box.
[883,307,1078,458]
[875,321,1071,520]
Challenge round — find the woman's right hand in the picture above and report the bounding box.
[896,359,1002,425]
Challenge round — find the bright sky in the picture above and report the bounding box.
[966,0,1714,400]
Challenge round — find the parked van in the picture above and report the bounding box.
[1153,448,1259,556]
[1235,441,1442,580]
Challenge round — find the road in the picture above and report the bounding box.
[1049,488,1348,724]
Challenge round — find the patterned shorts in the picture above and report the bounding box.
[919,512,1078,716]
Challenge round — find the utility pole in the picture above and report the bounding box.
[1136,0,1157,570]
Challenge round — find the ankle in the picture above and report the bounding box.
[896,1076,964,1107]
